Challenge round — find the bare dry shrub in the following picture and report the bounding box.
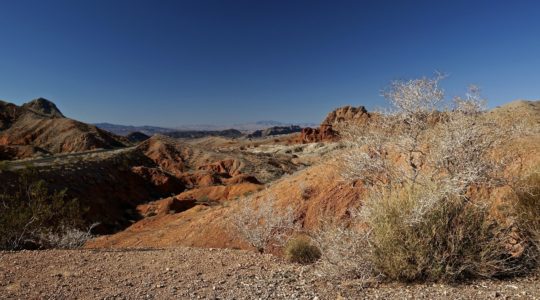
[284,235,321,264]
[311,215,375,280]
[38,223,98,249]
[514,172,540,265]
[339,75,535,281]
[231,195,297,253]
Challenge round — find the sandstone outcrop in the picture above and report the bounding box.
[322,105,370,126]
[300,105,371,143]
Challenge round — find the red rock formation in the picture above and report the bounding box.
[322,105,370,126]
[300,105,371,143]
[300,124,338,143]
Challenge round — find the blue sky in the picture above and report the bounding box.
[0,0,539,127]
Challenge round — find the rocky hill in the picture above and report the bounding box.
[21,97,65,118]
[0,98,127,159]
[126,131,151,143]
[0,133,308,234]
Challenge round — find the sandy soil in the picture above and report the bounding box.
[1,247,538,299]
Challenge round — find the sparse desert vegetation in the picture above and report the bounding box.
[318,76,539,282]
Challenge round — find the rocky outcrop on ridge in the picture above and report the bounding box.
[300,105,371,143]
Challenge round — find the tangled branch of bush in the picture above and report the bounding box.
[231,195,297,253]
[0,169,90,250]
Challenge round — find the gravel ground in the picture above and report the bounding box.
[1,247,538,299]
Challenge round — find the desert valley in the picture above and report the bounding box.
[1,91,539,299]
[2,1,540,299]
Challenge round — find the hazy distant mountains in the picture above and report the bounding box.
[94,121,318,136]
[94,123,174,136]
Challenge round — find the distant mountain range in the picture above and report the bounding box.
[93,123,174,136]
[94,121,318,136]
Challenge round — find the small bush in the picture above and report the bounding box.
[231,195,297,253]
[0,169,86,250]
[300,185,315,200]
[38,223,97,249]
[0,160,9,171]
[366,183,520,282]
[285,236,321,264]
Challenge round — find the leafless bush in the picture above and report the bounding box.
[514,172,540,266]
[231,195,297,253]
[38,223,98,249]
[310,213,376,280]
[338,74,535,281]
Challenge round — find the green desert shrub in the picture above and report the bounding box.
[365,183,521,282]
[0,169,86,250]
[0,160,8,171]
[285,235,321,264]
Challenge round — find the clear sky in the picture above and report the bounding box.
[0,0,539,127]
